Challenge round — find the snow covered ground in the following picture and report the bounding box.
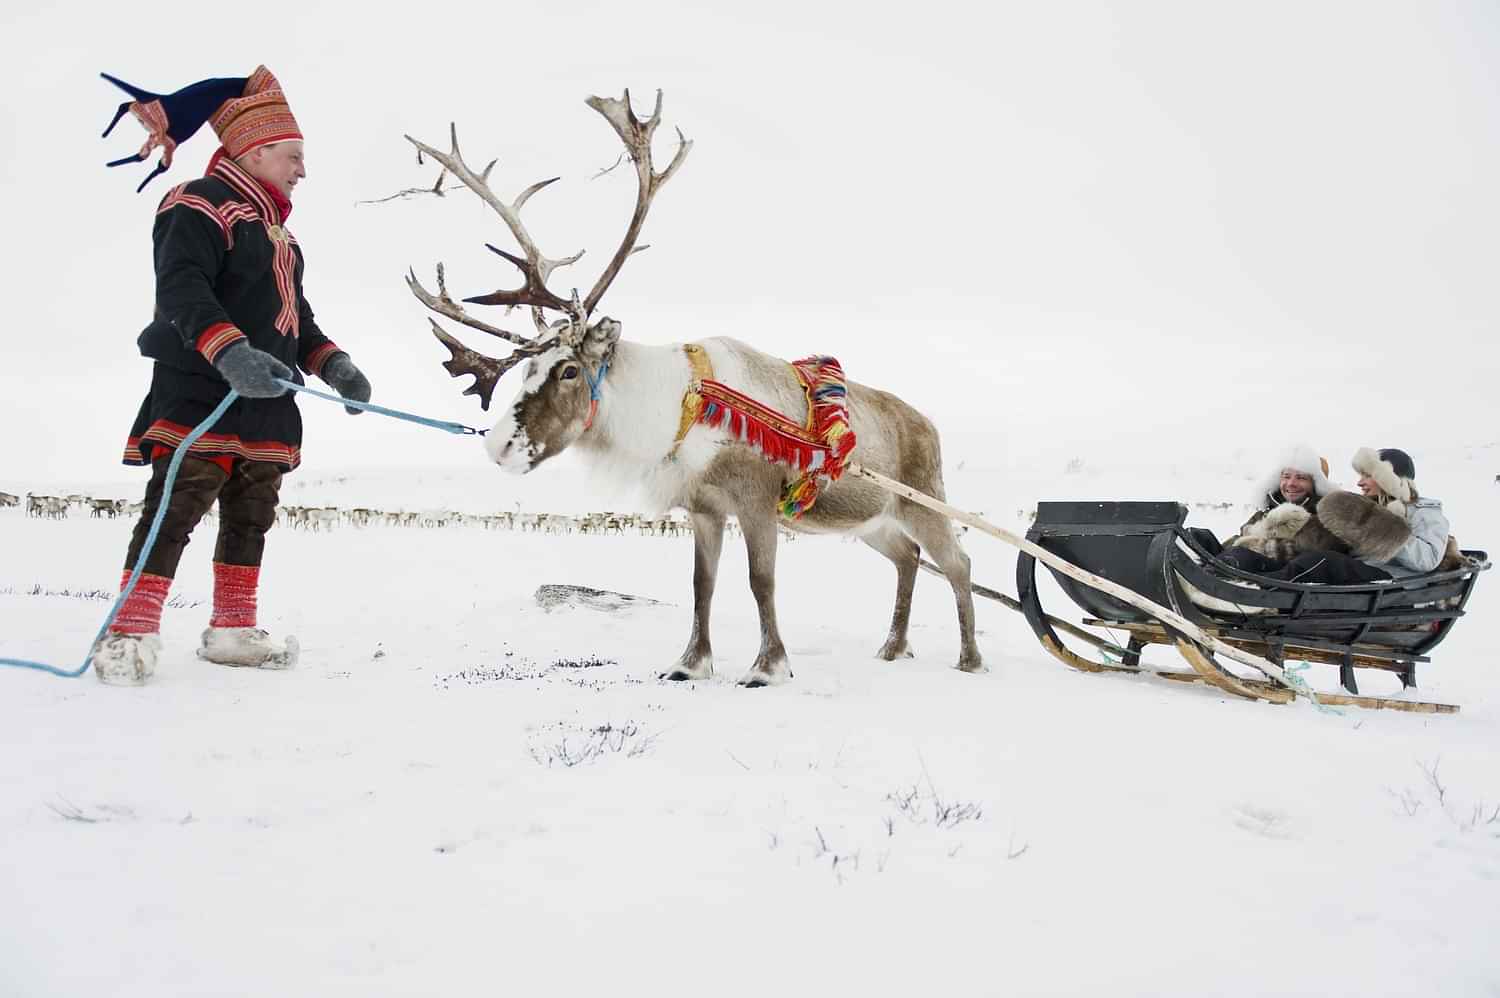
[5,1,1496,992]
[2,444,1497,997]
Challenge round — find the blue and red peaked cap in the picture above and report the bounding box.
[101,66,301,192]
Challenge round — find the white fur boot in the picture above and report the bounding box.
[91,632,161,686]
[197,627,300,669]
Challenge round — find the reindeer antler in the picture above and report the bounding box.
[404,124,585,321]
[405,264,554,410]
[429,320,550,411]
[581,90,693,317]
[404,93,690,410]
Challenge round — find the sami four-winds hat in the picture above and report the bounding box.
[101,66,301,192]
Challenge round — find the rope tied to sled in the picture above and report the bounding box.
[1284,661,1345,716]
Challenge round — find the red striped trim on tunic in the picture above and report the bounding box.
[220,203,258,226]
[303,342,341,377]
[271,235,299,337]
[196,323,246,363]
[157,185,230,245]
[210,158,299,337]
[212,157,279,223]
[125,422,301,469]
[218,202,260,250]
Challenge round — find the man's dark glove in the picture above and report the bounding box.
[214,341,291,398]
[321,352,372,415]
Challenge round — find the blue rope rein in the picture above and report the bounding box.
[275,379,486,435]
[1,382,486,679]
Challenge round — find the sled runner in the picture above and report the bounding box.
[1013,501,1489,714]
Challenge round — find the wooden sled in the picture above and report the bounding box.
[1013,501,1489,714]
[851,466,1487,714]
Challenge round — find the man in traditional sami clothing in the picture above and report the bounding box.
[90,66,372,685]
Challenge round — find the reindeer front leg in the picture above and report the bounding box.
[663,510,724,681]
[735,508,792,688]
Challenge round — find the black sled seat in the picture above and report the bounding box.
[1014,500,1489,702]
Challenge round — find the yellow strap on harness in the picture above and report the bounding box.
[670,343,715,458]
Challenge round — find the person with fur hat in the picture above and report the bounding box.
[89,67,373,685]
[1264,448,1458,585]
[1191,446,1338,574]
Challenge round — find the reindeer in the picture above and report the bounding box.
[403,91,981,686]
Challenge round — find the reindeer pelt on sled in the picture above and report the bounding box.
[1437,535,1468,573]
[1225,502,1312,562]
[1313,491,1411,563]
[1297,492,1466,571]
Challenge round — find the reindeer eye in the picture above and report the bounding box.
[560,365,579,380]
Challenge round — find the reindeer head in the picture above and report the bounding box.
[485,317,621,472]
[403,91,689,472]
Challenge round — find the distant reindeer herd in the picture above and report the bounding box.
[0,489,777,539]
[271,504,713,537]
[4,492,140,520]
[1,489,1259,536]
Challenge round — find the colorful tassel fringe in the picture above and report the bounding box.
[692,356,856,520]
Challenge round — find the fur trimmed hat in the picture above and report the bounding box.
[1352,447,1416,510]
[1255,444,1338,504]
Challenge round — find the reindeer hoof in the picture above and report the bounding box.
[737,663,792,688]
[956,657,988,674]
[875,639,915,661]
[660,657,713,682]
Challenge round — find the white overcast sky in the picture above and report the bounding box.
[1,1,1495,488]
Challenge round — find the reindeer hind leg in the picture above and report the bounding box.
[861,524,919,661]
[734,506,791,688]
[899,501,985,673]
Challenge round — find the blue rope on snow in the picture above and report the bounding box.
[2,381,487,680]
[1,390,241,678]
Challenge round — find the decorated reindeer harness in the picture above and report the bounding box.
[672,344,857,519]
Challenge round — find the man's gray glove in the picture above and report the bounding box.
[213,341,291,398]
[321,352,372,415]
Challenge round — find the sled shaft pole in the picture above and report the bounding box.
[850,464,1310,701]
[916,558,1129,657]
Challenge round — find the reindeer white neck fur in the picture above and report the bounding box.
[487,336,784,514]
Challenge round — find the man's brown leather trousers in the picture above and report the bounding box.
[123,457,283,578]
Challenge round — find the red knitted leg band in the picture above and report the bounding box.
[210,563,260,628]
[111,570,173,635]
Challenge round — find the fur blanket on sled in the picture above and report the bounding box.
[1225,493,1466,572]
[1225,502,1318,563]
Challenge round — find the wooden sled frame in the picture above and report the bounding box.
[849,466,1488,714]
[1013,501,1488,714]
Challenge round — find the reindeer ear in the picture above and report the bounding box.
[580,317,622,362]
